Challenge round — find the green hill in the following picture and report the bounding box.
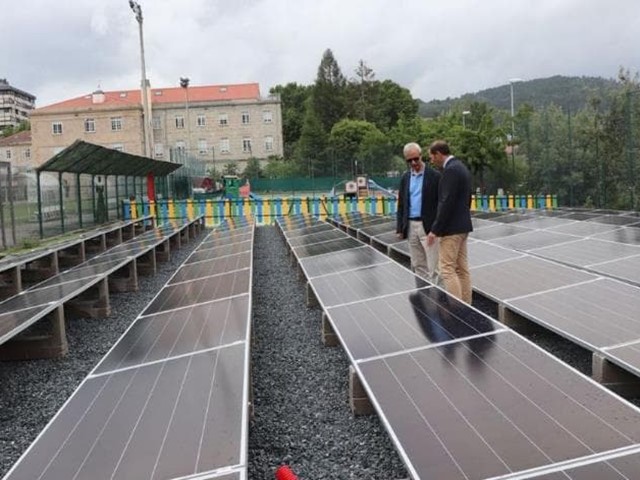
[418,75,622,117]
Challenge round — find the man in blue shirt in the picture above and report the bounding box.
[396,142,441,283]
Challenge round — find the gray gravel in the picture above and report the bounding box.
[249,226,407,480]
[0,230,205,478]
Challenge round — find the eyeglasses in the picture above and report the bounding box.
[406,157,421,163]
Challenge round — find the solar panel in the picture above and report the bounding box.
[29,260,125,289]
[471,256,596,301]
[371,231,404,248]
[287,229,348,248]
[561,212,601,221]
[3,345,247,480]
[283,223,335,238]
[491,213,534,223]
[511,217,573,230]
[589,215,640,226]
[356,330,640,480]
[471,224,532,241]
[471,218,497,230]
[0,277,104,312]
[309,262,428,308]
[292,237,362,258]
[277,215,317,231]
[198,233,253,249]
[489,230,578,251]
[186,241,253,264]
[169,252,251,284]
[467,241,524,268]
[0,305,53,344]
[519,449,640,479]
[388,241,410,257]
[530,238,640,267]
[547,221,619,237]
[142,269,251,315]
[299,246,390,278]
[590,254,640,285]
[94,295,250,375]
[356,221,396,239]
[325,287,504,361]
[506,278,640,351]
[591,226,640,245]
[603,342,640,378]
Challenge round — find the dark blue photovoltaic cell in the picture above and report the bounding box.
[293,237,362,258]
[522,450,640,479]
[300,246,389,278]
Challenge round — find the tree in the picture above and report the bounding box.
[269,82,311,157]
[312,49,347,132]
[328,119,386,176]
[353,59,375,121]
[297,96,328,175]
[223,163,238,175]
[242,157,263,179]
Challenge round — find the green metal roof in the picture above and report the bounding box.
[36,140,182,177]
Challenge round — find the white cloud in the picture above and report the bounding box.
[1,0,638,106]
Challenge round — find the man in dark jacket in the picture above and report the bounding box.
[426,140,473,303]
[396,142,441,283]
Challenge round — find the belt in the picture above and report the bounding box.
[409,217,422,221]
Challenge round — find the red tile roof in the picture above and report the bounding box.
[0,130,31,146]
[35,83,261,112]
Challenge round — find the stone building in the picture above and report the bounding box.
[0,79,36,133]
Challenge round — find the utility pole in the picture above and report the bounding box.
[129,1,153,158]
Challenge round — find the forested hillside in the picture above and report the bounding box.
[418,76,622,117]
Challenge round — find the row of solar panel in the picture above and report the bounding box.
[278,213,640,480]
[3,218,254,480]
[334,210,640,383]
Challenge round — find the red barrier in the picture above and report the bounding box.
[275,465,298,480]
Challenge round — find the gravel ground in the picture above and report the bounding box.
[249,226,407,480]
[0,230,205,478]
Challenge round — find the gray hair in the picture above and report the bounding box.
[403,142,421,156]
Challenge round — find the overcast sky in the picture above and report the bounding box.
[2,0,638,107]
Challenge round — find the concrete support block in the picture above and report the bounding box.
[306,283,319,308]
[22,253,59,285]
[108,259,139,292]
[106,228,123,248]
[180,226,190,244]
[137,250,157,276]
[322,313,339,347]
[122,223,135,240]
[356,231,370,243]
[0,306,68,360]
[156,239,171,263]
[349,366,375,416]
[0,266,22,301]
[85,233,107,256]
[170,231,182,250]
[189,222,197,239]
[66,278,111,318]
[592,353,640,396]
[58,242,86,268]
[498,305,544,334]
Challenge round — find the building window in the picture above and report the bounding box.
[198,139,208,155]
[111,117,122,131]
[220,138,230,154]
[52,122,63,135]
[242,137,252,153]
[175,116,185,129]
[5,150,11,160]
[218,114,228,126]
[175,141,186,152]
[264,136,274,152]
[84,118,95,133]
[263,110,273,123]
[152,116,162,130]
[154,143,164,158]
[241,112,250,125]
[24,148,31,159]
[111,144,124,152]
[197,114,206,127]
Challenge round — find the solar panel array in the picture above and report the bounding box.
[3,218,253,480]
[277,213,640,480]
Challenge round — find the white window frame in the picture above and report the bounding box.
[175,116,185,129]
[264,136,274,152]
[110,117,123,131]
[263,110,273,123]
[198,139,208,155]
[242,137,252,153]
[241,112,250,125]
[154,143,164,158]
[197,114,206,127]
[84,118,95,133]
[52,122,63,135]
[218,113,228,126]
[220,138,230,154]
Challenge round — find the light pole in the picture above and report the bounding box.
[129,1,153,158]
[180,77,191,159]
[462,110,471,128]
[509,78,523,189]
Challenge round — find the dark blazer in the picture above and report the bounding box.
[430,157,473,236]
[396,166,441,239]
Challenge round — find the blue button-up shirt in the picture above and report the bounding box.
[409,170,423,218]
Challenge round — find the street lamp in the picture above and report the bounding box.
[462,110,471,128]
[180,77,191,158]
[129,1,153,158]
[509,78,523,188]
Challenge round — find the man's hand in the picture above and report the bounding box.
[427,232,437,246]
